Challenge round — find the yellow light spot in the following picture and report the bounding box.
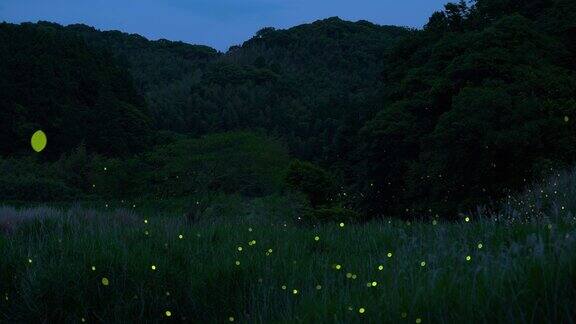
[281,285,287,290]
[466,255,471,261]
[165,311,172,317]
[314,236,320,241]
[235,261,240,266]
[101,277,109,286]
[178,234,184,239]
[28,258,32,264]
[346,272,353,278]
[144,230,149,236]
[31,130,47,152]
[387,252,393,258]
[477,243,483,249]
[359,308,366,314]
[237,246,243,252]
[371,281,377,286]
[151,265,156,270]
[229,317,235,322]
[339,222,345,228]
[268,248,273,253]
[335,264,342,270]
[352,274,357,279]
[292,289,298,295]
[465,217,470,222]
[91,266,96,271]
[420,261,426,267]
[144,219,148,224]
[315,284,322,290]
[416,318,422,323]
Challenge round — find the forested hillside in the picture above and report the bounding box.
[0,22,152,158]
[1,0,575,219]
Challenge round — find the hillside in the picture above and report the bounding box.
[1,0,576,218]
[0,22,152,158]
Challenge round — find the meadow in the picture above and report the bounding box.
[1,171,576,323]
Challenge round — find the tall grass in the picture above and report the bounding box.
[0,184,575,322]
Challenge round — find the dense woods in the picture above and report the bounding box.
[1,0,575,220]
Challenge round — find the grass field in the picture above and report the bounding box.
[1,175,576,323]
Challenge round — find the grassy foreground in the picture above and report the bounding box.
[1,188,575,323]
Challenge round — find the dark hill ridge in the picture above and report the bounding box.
[30,18,407,132]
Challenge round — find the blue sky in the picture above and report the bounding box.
[0,0,448,51]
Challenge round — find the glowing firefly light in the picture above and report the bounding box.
[31,130,47,152]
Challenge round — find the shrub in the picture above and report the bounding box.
[145,132,290,198]
[284,160,336,207]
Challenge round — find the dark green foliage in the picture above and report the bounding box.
[354,1,576,217]
[0,22,152,158]
[0,157,79,201]
[144,132,290,198]
[285,160,337,207]
[2,0,576,220]
[64,23,220,130]
[183,18,407,159]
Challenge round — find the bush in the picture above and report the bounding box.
[284,160,336,207]
[145,132,290,198]
[0,157,80,201]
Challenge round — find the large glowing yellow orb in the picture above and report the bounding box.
[31,130,47,152]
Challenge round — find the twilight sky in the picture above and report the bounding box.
[0,0,448,52]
